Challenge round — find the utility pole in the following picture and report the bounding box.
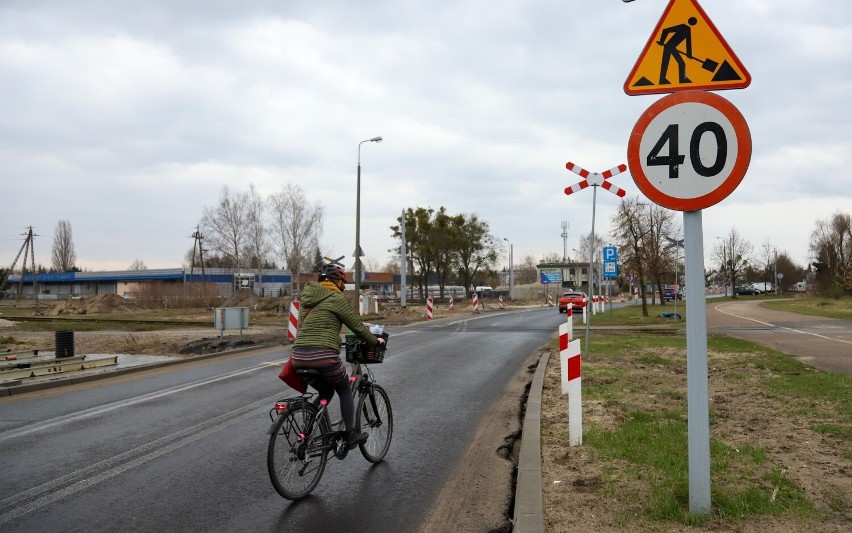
[0,227,38,301]
[561,220,569,261]
[400,209,407,308]
[189,227,206,282]
[774,248,778,295]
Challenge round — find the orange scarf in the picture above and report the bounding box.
[320,280,342,293]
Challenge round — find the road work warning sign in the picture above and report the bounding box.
[624,0,750,96]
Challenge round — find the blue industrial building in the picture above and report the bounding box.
[2,268,292,301]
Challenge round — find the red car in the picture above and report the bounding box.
[558,292,587,313]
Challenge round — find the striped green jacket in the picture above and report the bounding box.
[293,281,378,350]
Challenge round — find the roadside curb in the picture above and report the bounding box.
[512,349,549,532]
[0,343,280,397]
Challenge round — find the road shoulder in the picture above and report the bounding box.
[419,348,541,533]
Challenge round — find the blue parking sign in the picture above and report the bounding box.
[603,246,618,279]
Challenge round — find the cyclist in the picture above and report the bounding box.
[289,258,384,448]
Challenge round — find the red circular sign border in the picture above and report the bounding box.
[627,91,752,212]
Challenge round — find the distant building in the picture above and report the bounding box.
[2,268,292,300]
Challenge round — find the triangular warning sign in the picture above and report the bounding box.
[624,0,751,96]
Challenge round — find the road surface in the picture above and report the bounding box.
[706,298,852,374]
[0,307,566,532]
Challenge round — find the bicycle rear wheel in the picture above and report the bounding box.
[267,401,329,500]
[356,384,393,463]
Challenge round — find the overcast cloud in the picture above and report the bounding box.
[1,0,850,276]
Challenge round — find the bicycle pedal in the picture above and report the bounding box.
[332,433,348,459]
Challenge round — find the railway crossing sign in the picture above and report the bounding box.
[627,90,751,212]
[624,0,750,96]
[564,163,627,198]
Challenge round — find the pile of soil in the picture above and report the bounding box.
[44,294,140,316]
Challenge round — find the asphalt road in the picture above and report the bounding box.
[0,307,566,532]
[706,298,852,374]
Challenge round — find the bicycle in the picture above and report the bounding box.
[266,333,393,500]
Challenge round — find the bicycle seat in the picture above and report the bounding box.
[295,368,322,377]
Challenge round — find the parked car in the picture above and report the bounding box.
[735,285,761,295]
[663,288,682,301]
[558,292,587,313]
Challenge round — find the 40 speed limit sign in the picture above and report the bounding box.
[627,91,751,211]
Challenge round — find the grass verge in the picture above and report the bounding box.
[761,296,852,320]
[542,329,851,529]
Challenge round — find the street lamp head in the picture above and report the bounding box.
[369,136,382,143]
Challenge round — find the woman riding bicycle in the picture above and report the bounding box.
[289,258,384,449]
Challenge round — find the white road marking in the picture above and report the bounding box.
[714,303,852,346]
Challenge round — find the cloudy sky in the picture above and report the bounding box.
[1,0,850,277]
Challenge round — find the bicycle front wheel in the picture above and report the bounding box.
[267,401,329,500]
[357,384,393,463]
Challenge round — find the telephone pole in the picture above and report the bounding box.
[0,227,38,300]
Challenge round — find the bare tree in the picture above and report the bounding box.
[243,184,271,270]
[809,211,852,295]
[644,204,678,304]
[775,251,803,292]
[202,186,251,269]
[129,259,147,270]
[51,219,76,272]
[576,232,605,264]
[610,198,651,316]
[268,183,323,291]
[759,239,775,288]
[713,228,753,297]
[517,255,538,285]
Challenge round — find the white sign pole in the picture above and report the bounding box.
[684,210,711,514]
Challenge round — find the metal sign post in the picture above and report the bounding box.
[564,162,627,357]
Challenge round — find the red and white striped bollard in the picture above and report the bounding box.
[426,297,434,320]
[559,322,583,446]
[287,301,300,341]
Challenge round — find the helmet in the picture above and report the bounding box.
[318,257,346,282]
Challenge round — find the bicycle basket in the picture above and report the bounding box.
[345,332,389,364]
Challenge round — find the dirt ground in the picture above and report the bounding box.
[539,344,851,532]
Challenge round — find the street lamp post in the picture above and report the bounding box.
[503,238,514,300]
[355,136,382,308]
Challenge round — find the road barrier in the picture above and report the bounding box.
[287,301,300,340]
[426,297,434,320]
[498,295,504,309]
[546,293,554,307]
[472,294,481,314]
